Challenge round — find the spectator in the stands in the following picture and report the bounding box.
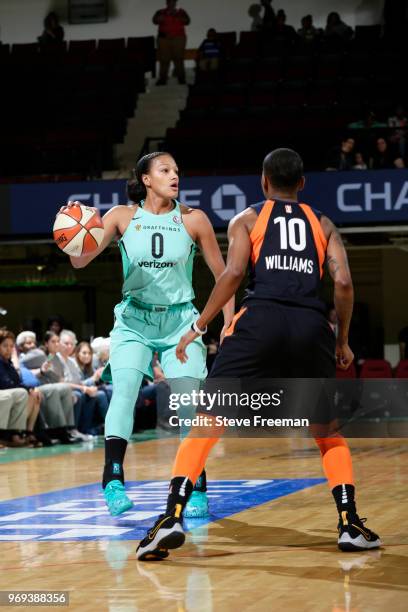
[398,325,408,360]
[153,0,190,86]
[38,12,64,46]
[197,28,221,72]
[49,330,98,437]
[370,137,405,169]
[348,110,387,130]
[91,336,113,402]
[298,15,319,44]
[326,137,355,171]
[261,0,276,31]
[274,10,297,44]
[324,12,353,41]
[0,329,42,447]
[16,331,78,444]
[75,341,110,429]
[46,315,65,336]
[248,4,263,31]
[91,337,110,369]
[327,305,338,337]
[353,152,368,170]
[388,105,407,157]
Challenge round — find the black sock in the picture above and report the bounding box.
[166,477,194,517]
[332,484,357,516]
[103,436,128,488]
[193,469,207,492]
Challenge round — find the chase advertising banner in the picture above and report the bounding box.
[1,169,408,236]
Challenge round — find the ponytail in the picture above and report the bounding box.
[127,151,170,203]
[127,173,147,203]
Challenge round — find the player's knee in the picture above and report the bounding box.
[314,434,349,456]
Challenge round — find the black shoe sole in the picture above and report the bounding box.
[137,531,185,562]
[338,541,381,552]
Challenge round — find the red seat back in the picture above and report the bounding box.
[336,362,357,378]
[360,359,392,379]
[395,360,408,378]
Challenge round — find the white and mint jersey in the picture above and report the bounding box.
[119,200,196,306]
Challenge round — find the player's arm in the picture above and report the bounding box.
[192,210,235,329]
[58,202,122,269]
[321,215,354,369]
[176,214,251,363]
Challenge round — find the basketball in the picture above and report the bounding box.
[53,204,104,257]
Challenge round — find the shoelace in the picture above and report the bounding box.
[351,515,368,527]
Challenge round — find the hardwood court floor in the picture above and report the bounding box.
[0,437,407,612]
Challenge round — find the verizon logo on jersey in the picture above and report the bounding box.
[138,261,176,269]
[265,255,314,274]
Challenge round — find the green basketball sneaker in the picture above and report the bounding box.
[104,480,133,516]
[184,490,209,518]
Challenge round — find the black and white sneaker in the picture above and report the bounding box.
[136,514,185,561]
[338,511,381,551]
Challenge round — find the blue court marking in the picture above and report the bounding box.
[0,479,325,541]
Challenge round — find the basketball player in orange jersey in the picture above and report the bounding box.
[136,148,381,560]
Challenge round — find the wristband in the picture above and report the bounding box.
[191,320,207,335]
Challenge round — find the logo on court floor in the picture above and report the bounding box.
[0,479,325,541]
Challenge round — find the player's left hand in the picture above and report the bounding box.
[176,329,198,363]
[336,341,354,370]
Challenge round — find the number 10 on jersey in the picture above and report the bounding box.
[274,217,306,251]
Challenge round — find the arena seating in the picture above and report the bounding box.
[0,37,155,180]
[165,28,404,174]
[335,360,408,379]
[359,359,393,378]
[1,26,405,179]
[395,360,408,378]
[336,363,357,378]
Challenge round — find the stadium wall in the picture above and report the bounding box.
[0,0,384,47]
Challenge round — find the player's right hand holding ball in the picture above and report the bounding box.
[53,201,104,257]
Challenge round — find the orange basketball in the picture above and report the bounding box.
[53,205,104,257]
